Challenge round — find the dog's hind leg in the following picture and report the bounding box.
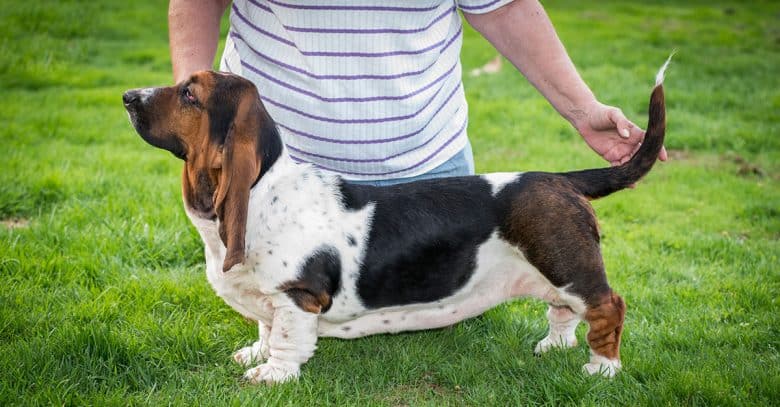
[581,291,625,377]
[500,174,626,377]
[537,284,625,377]
[541,287,625,377]
[534,305,579,354]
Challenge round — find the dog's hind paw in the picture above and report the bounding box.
[243,362,299,385]
[534,334,578,354]
[232,339,269,367]
[582,354,621,378]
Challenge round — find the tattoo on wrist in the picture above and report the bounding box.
[568,108,588,126]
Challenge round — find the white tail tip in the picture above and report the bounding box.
[655,51,675,86]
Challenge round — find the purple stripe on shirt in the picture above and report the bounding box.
[281,8,455,34]
[247,0,272,12]
[229,25,461,80]
[240,59,457,102]
[232,3,295,47]
[262,82,460,125]
[248,0,452,34]
[301,40,445,58]
[286,113,465,163]
[263,0,439,12]
[222,56,232,72]
[288,118,467,176]
[274,86,461,143]
[458,0,504,11]
[232,4,451,58]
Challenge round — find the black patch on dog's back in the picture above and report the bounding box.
[339,177,499,308]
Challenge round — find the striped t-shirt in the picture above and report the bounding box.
[220,0,513,181]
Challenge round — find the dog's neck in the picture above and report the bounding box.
[254,146,300,190]
[184,145,328,265]
[183,144,302,222]
[255,118,284,182]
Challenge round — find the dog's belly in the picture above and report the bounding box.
[318,234,569,339]
[317,291,508,338]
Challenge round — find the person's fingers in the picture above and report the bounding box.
[659,145,668,161]
[614,144,634,165]
[607,108,631,139]
[628,124,645,141]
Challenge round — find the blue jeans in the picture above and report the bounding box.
[348,141,475,187]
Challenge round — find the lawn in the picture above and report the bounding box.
[1,0,778,405]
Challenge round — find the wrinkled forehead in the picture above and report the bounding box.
[190,71,252,99]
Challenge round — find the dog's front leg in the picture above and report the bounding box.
[243,295,318,384]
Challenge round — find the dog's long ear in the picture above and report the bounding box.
[213,95,262,272]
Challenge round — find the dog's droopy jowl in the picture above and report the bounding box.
[123,58,669,384]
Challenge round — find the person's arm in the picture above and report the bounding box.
[464,0,667,166]
[168,0,232,84]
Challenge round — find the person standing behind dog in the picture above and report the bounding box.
[168,0,667,186]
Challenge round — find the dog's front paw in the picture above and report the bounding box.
[243,362,299,385]
[232,339,269,367]
[534,334,578,354]
[582,354,621,378]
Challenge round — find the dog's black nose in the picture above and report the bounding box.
[122,91,139,106]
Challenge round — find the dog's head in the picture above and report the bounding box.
[123,71,281,271]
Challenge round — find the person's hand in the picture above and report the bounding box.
[574,101,668,166]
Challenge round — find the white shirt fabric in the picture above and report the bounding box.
[220,0,513,181]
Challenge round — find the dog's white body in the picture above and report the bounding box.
[187,153,592,383]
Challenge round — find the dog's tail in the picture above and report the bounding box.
[563,54,672,200]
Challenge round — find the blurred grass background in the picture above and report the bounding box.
[1,0,778,405]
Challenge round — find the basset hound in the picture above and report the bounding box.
[123,59,669,384]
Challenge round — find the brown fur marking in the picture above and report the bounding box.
[278,284,328,314]
[584,292,625,359]
[500,173,610,304]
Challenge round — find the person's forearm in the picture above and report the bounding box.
[464,0,596,127]
[168,0,231,83]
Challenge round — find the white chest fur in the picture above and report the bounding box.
[185,154,375,325]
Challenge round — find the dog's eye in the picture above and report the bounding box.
[183,87,197,103]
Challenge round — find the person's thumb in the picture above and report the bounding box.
[607,108,631,139]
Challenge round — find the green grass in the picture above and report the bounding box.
[1,0,778,405]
